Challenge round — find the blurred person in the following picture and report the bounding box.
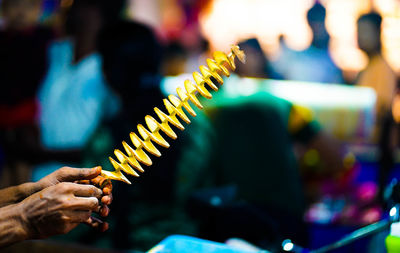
[356,12,397,124]
[377,85,400,208]
[98,4,189,250]
[36,0,120,179]
[162,41,188,76]
[0,0,55,187]
[273,2,343,83]
[0,0,42,30]
[0,166,113,248]
[236,38,282,79]
[168,3,210,75]
[176,79,344,251]
[32,2,121,246]
[183,32,209,74]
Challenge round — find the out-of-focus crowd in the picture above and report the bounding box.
[0,0,397,252]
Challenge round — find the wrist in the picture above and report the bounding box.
[0,182,43,208]
[0,202,31,247]
[33,180,47,192]
[16,182,43,201]
[15,202,32,241]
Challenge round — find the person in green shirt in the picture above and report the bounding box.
[176,83,343,250]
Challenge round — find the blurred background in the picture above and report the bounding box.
[1,0,400,252]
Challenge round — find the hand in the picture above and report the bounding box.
[38,166,113,230]
[17,182,102,239]
[38,166,103,189]
[79,175,113,218]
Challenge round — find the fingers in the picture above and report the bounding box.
[78,180,90,184]
[69,196,100,211]
[68,195,111,215]
[63,210,92,223]
[90,176,111,188]
[58,166,102,182]
[62,182,102,198]
[56,175,112,229]
[89,176,113,205]
[77,177,113,204]
[102,182,112,195]
[99,205,110,217]
[59,181,112,213]
[68,196,110,216]
[84,216,109,232]
[101,194,112,205]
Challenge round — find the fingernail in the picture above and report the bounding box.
[103,187,111,195]
[100,206,109,217]
[101,195,111,205]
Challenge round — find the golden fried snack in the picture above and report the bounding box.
[101,45,246,184]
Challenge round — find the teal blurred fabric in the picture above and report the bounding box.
[38,39,120,150]
[176,85,321,219]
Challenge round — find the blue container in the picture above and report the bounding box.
[148,235,264,253]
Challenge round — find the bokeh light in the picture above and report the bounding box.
[199,0,400,73]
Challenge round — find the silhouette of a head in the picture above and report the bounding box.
[357,12,382,55]
[307,3,329,49]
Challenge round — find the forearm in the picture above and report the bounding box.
[0,182,42,208]
[0,203,28,248]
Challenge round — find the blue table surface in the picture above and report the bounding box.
[148,235,266,253]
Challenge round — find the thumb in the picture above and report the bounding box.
[60,166,102,182]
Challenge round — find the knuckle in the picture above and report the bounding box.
[59,201,70,210]
[58,167,71,177]
[57,183,72,193]
[58,182,69,190]
[59,167,68,173]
